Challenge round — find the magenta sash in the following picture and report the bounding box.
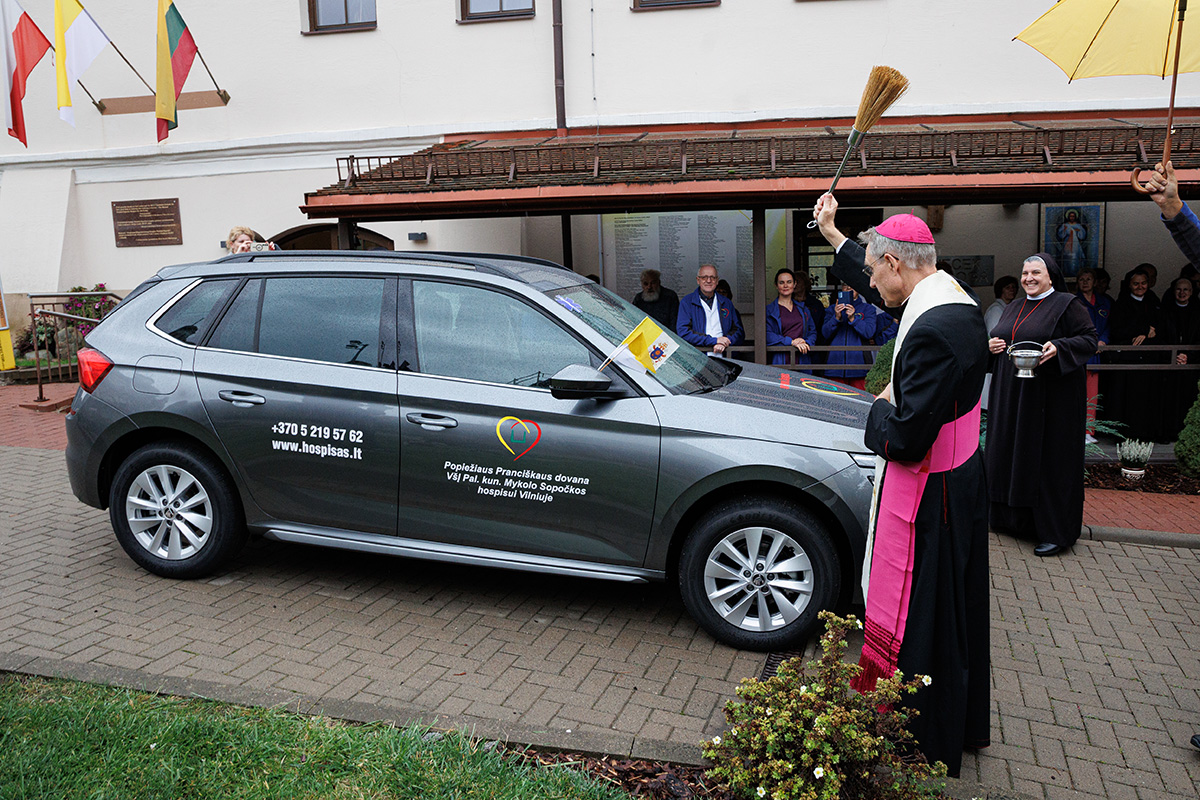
[852,401,981,694]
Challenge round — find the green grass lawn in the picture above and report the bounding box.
[0,675,628,800]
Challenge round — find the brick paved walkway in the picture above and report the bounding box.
[0,383,73,450]
[1,383,1199,798]
[1084,488,1200,535]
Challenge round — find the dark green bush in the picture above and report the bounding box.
[1175,378,1200,477]
[864,340,894,396]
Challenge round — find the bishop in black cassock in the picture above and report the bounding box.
[815,194,990,779]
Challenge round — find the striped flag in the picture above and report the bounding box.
[0,0,51,146]
[55,0,110,125]
[155,0,196,142]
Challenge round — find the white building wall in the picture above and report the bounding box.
[1,1,1198,298]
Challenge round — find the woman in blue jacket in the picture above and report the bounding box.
[765,268,816,369]
[822,284,877,388]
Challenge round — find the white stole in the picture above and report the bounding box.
[861,270,979,598]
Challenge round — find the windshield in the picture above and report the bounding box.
[543,282,733,393]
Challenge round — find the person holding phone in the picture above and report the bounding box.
[821,283,877,389]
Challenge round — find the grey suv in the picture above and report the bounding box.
[65,251,875,651]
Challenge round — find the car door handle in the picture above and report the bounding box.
[218,390,266,406]
[406,413,458,430]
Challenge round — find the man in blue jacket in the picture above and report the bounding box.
[676,264,744,355]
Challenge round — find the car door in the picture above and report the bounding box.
[195,275,400,535]
[396,278,660,567]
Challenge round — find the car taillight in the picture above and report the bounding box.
[78,347,114,393]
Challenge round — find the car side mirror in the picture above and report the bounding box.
[549,364,627,400]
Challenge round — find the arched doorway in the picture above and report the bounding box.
[269,224,394,251]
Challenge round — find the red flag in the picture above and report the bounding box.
[1,0,51,146]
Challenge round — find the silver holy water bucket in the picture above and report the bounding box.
[1007,341,1042,378]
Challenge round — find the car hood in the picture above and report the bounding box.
[663,362,873,452]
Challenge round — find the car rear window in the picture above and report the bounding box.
[154,280,237,344]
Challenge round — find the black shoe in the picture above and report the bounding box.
[1034,542,1066,557]
[1191,733,1200,750]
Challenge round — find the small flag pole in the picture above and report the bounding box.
[73,78,103,111]
[107,40,155,95]
[193,48,228,102]
[44,40,111,113]
[597,343,628,373]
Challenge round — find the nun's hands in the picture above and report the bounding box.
[1040,340,1058,364]
[988,337,1007,355]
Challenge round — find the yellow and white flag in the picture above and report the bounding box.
[616,317,678,373]
[54,0,109,125]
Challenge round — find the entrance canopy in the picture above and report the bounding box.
[302,115,1200,221]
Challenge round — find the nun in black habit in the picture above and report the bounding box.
[986,253,1098,556]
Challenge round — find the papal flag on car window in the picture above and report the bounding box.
[614,317,678,373]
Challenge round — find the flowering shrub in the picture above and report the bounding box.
[64,283,117,337]
[14,316,58,357]
[1116,438,1153,469]
[703,612,947,800]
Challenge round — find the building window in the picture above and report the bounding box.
[460,0,535,23]
[631,0,720,10]
[307,0,376,33]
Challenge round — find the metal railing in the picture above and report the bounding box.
[719,343,1200,372]
[725,344,881,372]
[26,292,121,402]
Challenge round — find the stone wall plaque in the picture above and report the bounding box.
[112,198,183,247]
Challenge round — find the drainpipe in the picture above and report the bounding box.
[553,0,570,266]
[553,0,566,136]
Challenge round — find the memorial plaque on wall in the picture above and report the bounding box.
[112,198,183,247]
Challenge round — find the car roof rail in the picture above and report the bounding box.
[212,250,578,282]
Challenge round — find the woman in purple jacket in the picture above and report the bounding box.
[764,268,816,369]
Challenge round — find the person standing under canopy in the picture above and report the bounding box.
[813,193,990,779]
[765,268,817,368]
[631,269,679,331]
[986,254,1098,558]
[676,264,744,355]
[1158,276,1200,440]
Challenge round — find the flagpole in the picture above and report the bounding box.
[597,343,627,373]
[73,78,103,112]
[44,40,110,113]
[107,41,154,95]
[193,49,228,102]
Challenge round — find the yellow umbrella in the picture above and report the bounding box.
[1015,0,1194,192]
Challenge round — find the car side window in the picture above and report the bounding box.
[154,279,237,344]
[207,279,261,353]
[257,277,386,366]
[206,276,386,367]
[412,281,592,387]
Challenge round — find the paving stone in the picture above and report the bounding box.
[5,411,1200,800]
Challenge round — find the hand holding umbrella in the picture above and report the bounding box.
[1015,0,1195,194]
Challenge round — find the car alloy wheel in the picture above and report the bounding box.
[125,464,213,560]
[703,525,813,632]
[679,496,840,651]
[109,442,246,579]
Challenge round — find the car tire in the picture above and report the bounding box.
[109,443,246,579]
[678,496,841,651]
